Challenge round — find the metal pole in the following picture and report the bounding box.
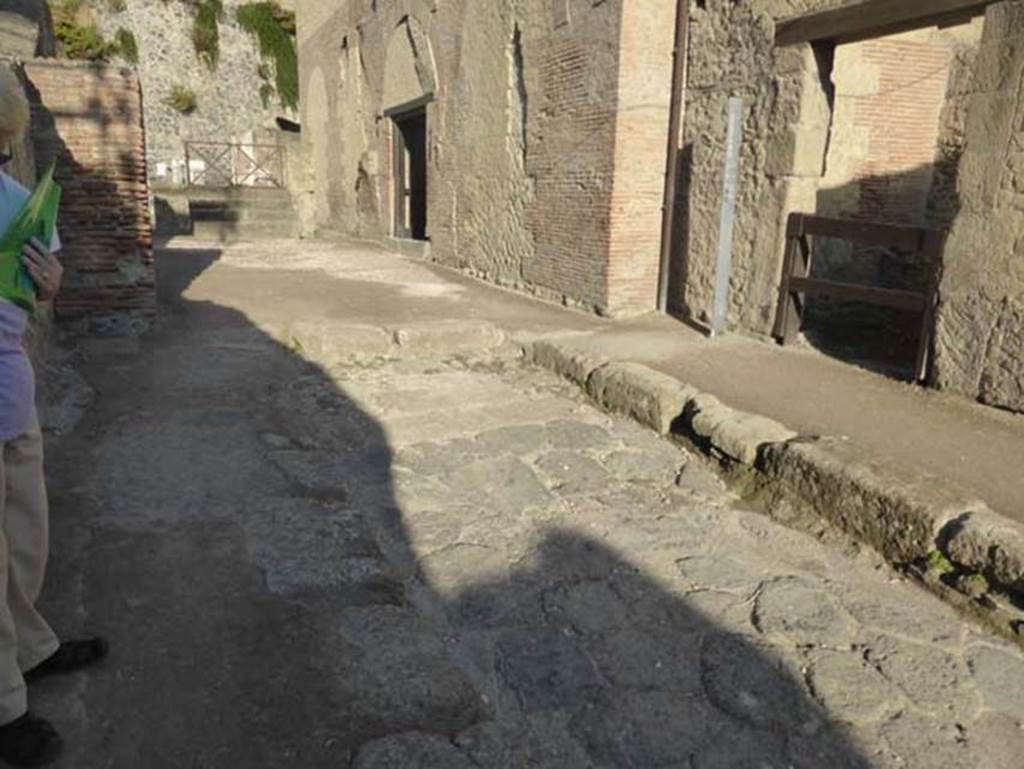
[656,0,691,313]
[711,97,745,336]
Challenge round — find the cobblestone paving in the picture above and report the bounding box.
[39,319,1024,768]
[317,356,1024,769]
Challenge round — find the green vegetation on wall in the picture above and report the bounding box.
[113,27,138,64]
[235,2,298,110]
[165,84,198,114]
[48,1,140,63]
[191,0,224,71]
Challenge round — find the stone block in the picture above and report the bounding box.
[0,11,39,58]
[393,320,506,356]
[698,409,796,466]
[586,361,697,434]
[944,507,1024,594]
[290,320,395,363]
[765,126,829,178]
[760,437,986,563]
[524,339,609,387]
[972,37,1024,94]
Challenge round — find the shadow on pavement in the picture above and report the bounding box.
[32,246,872,767]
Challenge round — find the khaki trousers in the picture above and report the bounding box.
[0,417,59,725]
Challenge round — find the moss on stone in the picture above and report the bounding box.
[192,0,223,71]
[236,2,298,110]
[113,27,138,64]
[50,0,112,60]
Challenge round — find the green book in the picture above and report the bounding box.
[0,163,61,314]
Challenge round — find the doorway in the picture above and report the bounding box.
[392,107,428,241]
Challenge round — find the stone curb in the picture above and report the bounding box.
[286,319,508,363]
[521,338,1024,628]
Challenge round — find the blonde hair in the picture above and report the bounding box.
[0,68,30,147]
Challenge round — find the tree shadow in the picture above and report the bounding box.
[29,243,880,768]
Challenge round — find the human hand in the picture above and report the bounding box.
[21,237,63,301]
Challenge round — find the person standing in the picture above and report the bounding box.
[0,67,107,767]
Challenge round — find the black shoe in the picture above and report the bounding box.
[24,637,109,683]
[0,713,62,767]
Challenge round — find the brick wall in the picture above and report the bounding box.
[820,31,959,225]
[22,60,155,334]
[522,8,620,313]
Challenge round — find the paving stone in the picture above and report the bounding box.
[542,419,618,451]
[806,649,901,724]
[966,643,1024,717]
[444,456,552,513]
[676,553,765,592]
[534,450,612,495]
[333,607,485,735]
[353,732,476,769]
[571,690,721,767]
[473,424,549,456]
[421,541,508,585]
[866,635,975,720]
[455,715,594,769]
[394,439,480,476]
[879,711,975,769]
[754,578,857,645]
[601,448,682,485]
[700,634,816,732]
[692,727,788,769]
[495,628,604,711]
[966,711,1024,769]
[675,459,728,497]
[541,579,629,635]
[585,626,704,692]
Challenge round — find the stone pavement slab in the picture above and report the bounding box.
[29,246,1024,767]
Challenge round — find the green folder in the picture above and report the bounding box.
[0,163,61,314]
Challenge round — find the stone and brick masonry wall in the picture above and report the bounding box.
[934,1,1024,413]
[23,59,155,334]
[297,0,674,317]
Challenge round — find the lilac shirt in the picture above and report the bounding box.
[0,173,61,441]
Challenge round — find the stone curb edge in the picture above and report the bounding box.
[277,318,513,361]
[522,338,1024,638]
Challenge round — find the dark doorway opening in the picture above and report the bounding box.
[392,107,428,241]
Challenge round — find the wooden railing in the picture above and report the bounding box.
[184,141,286,188]
[773,213,947,382]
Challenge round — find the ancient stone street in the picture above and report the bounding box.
[24,245,1024,768]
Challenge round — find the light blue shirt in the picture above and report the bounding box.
[0,172,61,441]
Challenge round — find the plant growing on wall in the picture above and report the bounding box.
[49,0,110,60]
[191,0,224,71]
[48,1,141,63]
[235,2,298,110]
[113,27,138,64]
[165,84,198,114]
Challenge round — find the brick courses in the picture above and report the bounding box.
[22,59,155,333]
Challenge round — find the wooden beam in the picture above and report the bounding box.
[787,213,934,250]
[775,0,993,46]
[788,277,927,312]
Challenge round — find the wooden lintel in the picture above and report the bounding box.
[775,0,993,46]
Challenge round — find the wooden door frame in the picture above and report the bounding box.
[387,96,432,241]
